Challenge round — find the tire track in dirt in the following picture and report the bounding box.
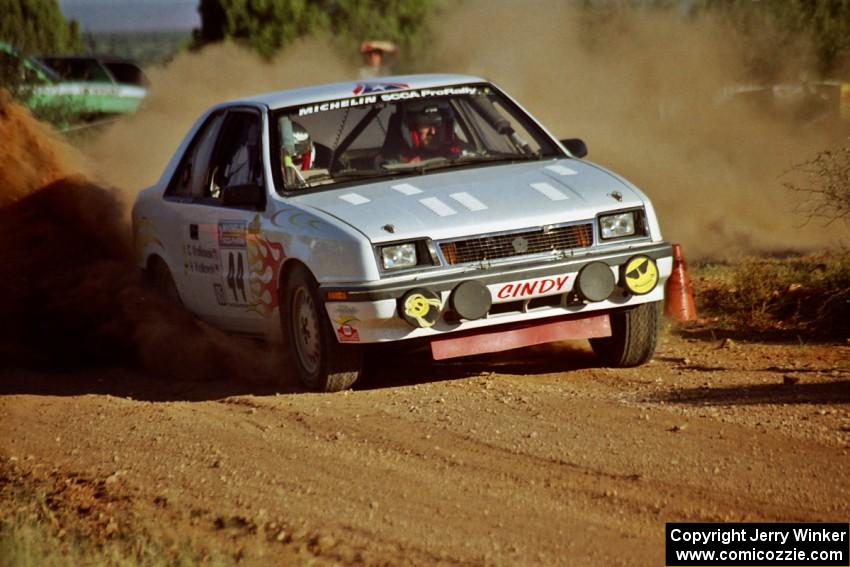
[4,335,848,565]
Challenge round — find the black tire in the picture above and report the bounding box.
[148,257,182,305]
[280,265,363,392]
[590,301,660,367]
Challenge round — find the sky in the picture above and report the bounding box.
[56,0,700,34]
[58,0,200,32]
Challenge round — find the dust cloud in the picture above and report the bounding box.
[82,9,849,258]
[428,1,848,258]
[1,37,357,381]
[82,37,356,208]
[1,5,845,378]
[0,97,286,385]
[0,95,81,207]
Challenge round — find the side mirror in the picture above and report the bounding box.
[560,138,588,158]
[222,184,265,209]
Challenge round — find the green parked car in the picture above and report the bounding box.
[0,41,146,126]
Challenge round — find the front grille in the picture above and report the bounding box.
[440,223,594,265]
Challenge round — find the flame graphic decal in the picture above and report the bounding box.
[247,234,285,315]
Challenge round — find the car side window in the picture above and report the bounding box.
[165,113,224,199]
[205,111,264,202]
[103,61,146,86]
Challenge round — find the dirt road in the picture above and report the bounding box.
[2,332,848,565]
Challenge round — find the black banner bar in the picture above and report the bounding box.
[666,523,849,566]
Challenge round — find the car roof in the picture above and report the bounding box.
[229,73,489,111]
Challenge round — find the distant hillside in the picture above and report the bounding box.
[80,30,190,65]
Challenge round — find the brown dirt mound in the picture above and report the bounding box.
[0,100,286,385]
[0,94,76,207]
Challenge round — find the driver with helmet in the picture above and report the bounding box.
[396,101,464,163]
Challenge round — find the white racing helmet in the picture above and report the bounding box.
[281,118,315,170]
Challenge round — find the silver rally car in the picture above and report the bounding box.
[133,74,673,391]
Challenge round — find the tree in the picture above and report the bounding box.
[0,0,81,55]
[193,0,329,59]
[327,0,436,65]
[0,1,82,128]
[192,0,438,65]
[698,0,850,76]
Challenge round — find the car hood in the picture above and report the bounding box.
[287,159,644,243]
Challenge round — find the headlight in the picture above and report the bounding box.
[599,211,636,239]
[381,243,418,270]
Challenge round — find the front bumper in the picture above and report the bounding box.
[322,241,673,344]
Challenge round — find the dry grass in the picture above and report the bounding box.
[0,462,232,567]
[0,513,232,567]
[691,253,850,337]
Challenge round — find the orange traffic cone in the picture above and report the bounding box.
[664,243,698,322]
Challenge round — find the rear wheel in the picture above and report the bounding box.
[147,257,182,305]
[281,265,362,391]
[590,301,660,367]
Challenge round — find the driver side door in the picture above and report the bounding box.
[178,108,269,333]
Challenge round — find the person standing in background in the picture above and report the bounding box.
[359,40,398,79]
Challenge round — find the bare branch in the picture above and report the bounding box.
[784,138,850,227]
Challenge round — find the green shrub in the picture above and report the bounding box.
[692,254,850,336]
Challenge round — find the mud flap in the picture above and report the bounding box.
[430,312,611,360]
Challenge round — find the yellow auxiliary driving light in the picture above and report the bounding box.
[622,256,658,295]
[398,288,442,328]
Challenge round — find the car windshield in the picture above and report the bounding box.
[271,83,562,192]
[38,56,116,82]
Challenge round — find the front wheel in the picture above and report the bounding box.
[590,301,661,367]
[280,265,363,391]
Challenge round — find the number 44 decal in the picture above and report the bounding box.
[224,250,250,305]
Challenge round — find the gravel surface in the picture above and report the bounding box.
[2,333,849,565]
